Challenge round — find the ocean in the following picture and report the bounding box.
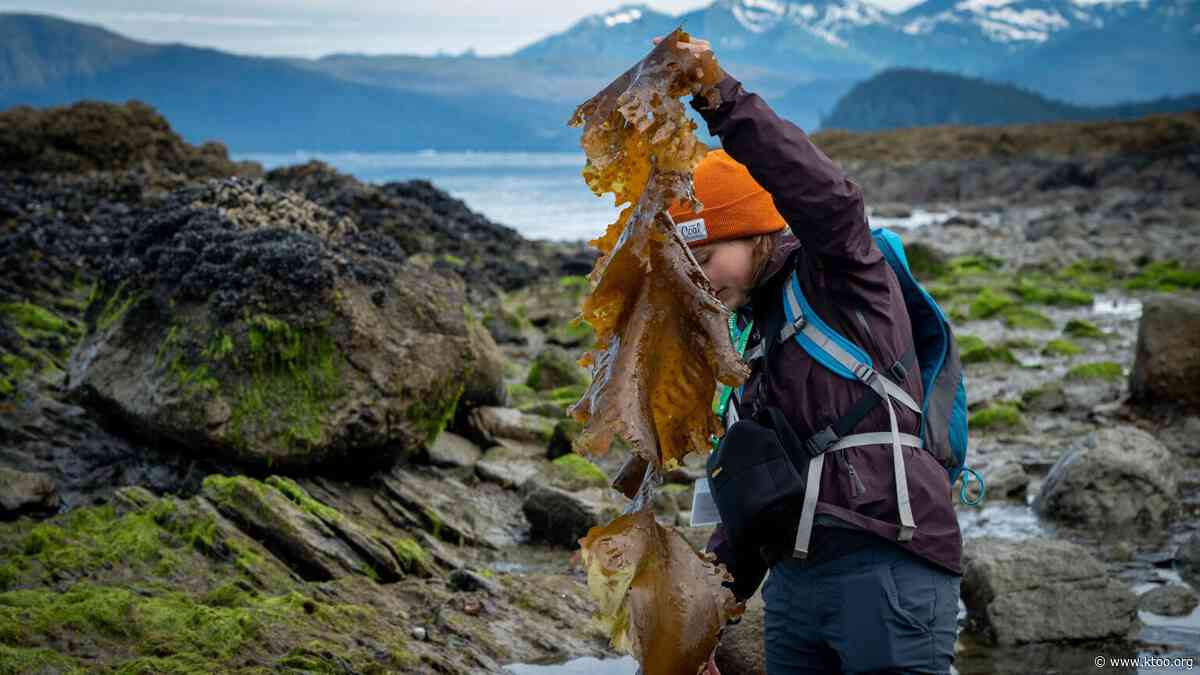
[240,151,618,242]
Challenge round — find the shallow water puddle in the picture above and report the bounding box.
[869,208,959,230]
[1093,295,1143,319]
[506,655,637,674]
[956,500,1051,541]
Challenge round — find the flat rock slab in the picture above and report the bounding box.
[425,431,483,469]
[381,467,526,549]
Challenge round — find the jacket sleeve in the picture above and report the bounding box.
[691,75,874,264]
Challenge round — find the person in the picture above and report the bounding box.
[660,37,964,674]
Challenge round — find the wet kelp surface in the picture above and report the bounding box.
[566,30,746,675]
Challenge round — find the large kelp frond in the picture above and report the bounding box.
[580,510,744,675]
[566,29,749,469]
[568,29,722,255]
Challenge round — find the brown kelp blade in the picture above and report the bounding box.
[579,510,744,675]
[567,30,747,675]
[566,29,748,469]
[568,28,722,254]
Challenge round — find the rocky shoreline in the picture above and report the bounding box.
[1,101,1198,674]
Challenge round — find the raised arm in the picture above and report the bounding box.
[691,74,874,263]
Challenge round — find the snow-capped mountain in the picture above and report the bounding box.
[514,0,1198,105]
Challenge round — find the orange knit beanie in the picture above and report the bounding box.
[667,149,788,247]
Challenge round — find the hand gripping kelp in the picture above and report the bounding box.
[566,30,747,675]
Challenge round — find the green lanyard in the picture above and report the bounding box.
[711,313,753,452]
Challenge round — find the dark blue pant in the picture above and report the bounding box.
[762,538,960,674]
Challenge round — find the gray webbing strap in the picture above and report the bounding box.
[793,451,825,558]
[828,432,924,453]
[868,374,916,542]
[881,377,921,415]
[744,342,765,363]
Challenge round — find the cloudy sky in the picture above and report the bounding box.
[1,0,921,58]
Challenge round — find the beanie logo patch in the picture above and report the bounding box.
[677,218,707,243]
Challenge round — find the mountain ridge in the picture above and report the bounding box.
[3,4,1197,151]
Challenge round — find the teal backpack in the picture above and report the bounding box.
[771,227,984,557]
[778,227,984,503]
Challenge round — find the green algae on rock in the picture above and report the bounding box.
[1063,318,1109,340]
[970,403,1025,431]
[1042,339,1084,357]
[1065,361,1123,381]
[959,335,1018,365]
[542,453,609,491]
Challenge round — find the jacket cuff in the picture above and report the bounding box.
[690,73,742,127]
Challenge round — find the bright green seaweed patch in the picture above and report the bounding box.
[967,288,1016,320]
[0,644,84,674]
[559,275,590,299]
[389,538,432,577]
[0,584,370,671]
[1065,361,1123,381]
[1042,339,1083,357]
[969,403,1024,431]
[1014,278,1093,306]
[1001,307,1054,330]
[506,382,536,408]
[264,477,341,523]
[958,335,1017,365]
[17,502,183,580]
[544,454,609,491]
[0,353,32,398]
[227,314,346,454]
[1058,258,1120,291]
[406,379,465,446]
[0,302,80,338]
[1063,318,1108,339]
[95,281,145,332]
[1126,260,1200,292]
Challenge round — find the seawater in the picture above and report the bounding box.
[240,151,617,242]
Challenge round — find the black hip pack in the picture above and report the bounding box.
[705,406,810,559]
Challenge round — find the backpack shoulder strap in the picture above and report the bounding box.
[777,269,920,554]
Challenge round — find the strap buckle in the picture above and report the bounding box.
[852,363,877,384]
[889,360,908,382]
[804,426,839,457]
[779,315,807,342]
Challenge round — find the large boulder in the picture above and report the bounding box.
[467,407,557,446]
[68,180,494,471]
[962,537,1138,645]
[1138,584,1198,617]
[714,593,766,675]
[1033,426,1179,532]
[476,438,548,488]
[521,483,621,548]
[423,431,482,469]
[0,467,58,518]
[1130,294,1200,409]
[525,345,587,391]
